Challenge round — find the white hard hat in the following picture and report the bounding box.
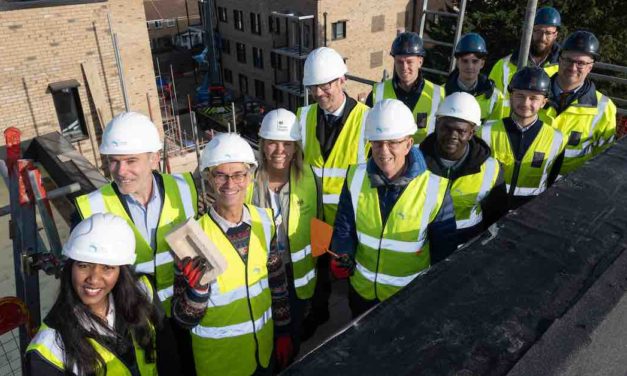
[259,108,301,141]
[436,92,482,127]
[99,112,162,155]
[365,99,417,141]
[303,47,348,86]
[63,213,136,266]
[199,133,257,171]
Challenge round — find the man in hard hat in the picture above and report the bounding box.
[489,7,562,100]
[297,46,370,337]
[365,32,445,144]
[172,132,292,375]
[420,93,507,246]
[331,99,456,317]
[74,111,198,373]
[541,30,617,176]
[481,67,566,210]
[445,33,506,122]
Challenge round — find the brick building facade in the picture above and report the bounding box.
[214,0,418,111]
[0,0,160,167]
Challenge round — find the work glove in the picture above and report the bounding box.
[274,334,294,370]
[330,254,354,279]
[176,256,210,293]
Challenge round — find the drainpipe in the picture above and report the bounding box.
[323,12,328,46]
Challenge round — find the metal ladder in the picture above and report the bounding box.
[418,0,468,77]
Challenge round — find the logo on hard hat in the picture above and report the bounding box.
[376,127,383,133]
[89,244,98,253]
[277,120,288,132]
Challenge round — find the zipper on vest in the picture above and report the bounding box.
[244,256,262,367]
[507,128,525,197]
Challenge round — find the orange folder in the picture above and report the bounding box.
[310,218,338,258]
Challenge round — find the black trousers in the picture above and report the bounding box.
[348,282,380,319]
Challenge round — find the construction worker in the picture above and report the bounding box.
[297,46,370,338]
[445,33,506,121]
[171,133,292,375]
[27,213,177,375]
[366,32,445,144]
[74,111,197,374]
[481,67,566,210]
[248,108,322,357]
[420,92,508,246]
[331,99,456,318]
[542,31,617,176]
[489,7,562,102]
[74,112,198,313]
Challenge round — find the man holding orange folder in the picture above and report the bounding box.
[330,99,457,317]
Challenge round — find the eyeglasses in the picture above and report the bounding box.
[211,171,248,184]
[306,78,339,93]
[559,56,594,69]
[371,138,409,150]
[532,30,558,37]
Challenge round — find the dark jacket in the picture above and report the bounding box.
[316,94,359,160]
[546,75,598,115]
[420,134,508,245]
[445,69,496,99]
[331,146,457,266]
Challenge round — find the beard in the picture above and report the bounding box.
[530,41,551,57]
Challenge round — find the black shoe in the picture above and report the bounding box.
[300,311,330,342]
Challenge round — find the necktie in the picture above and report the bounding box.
[326,114,338,126]
[559,92,571,109]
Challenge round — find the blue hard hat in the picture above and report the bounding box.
[561,30,600,59]
[390,32,426,57]
[454,33,488,57]
[508,67,551,96]
[534,7,561,27]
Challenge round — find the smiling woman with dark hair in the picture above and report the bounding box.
[26,213,177,375]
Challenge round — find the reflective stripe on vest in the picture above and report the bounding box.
[372,79,443,144]
[75,173,197,316]
[563,94,610,159]
[347,163,447,301]
[502,55,511,93]
[486,120,564,197]
[192,205,274,375]
[298,102,370,225]
[285,166,319,298]
[452,157,499,229]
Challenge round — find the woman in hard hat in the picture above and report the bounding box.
[171,132,293,375]
[26,213,176,375]
[249,108,322,361]
[330,99,457,318]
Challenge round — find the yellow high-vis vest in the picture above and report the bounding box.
[541,91,617,175]
[246,165,320,299]
[481,120,565,197]
[298,102,370,226]
[191,205,275,376]
[450,157,501,230]
[75,173,197,315]
[347,163,448,301]
[371,78,445,144]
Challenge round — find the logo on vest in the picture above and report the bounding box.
[253,267,261,274]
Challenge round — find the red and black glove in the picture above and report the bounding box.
[176,256,210,292]
[330,254,354,279]
[274,334,294,370]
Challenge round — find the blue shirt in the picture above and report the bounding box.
[123,176,162,250]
